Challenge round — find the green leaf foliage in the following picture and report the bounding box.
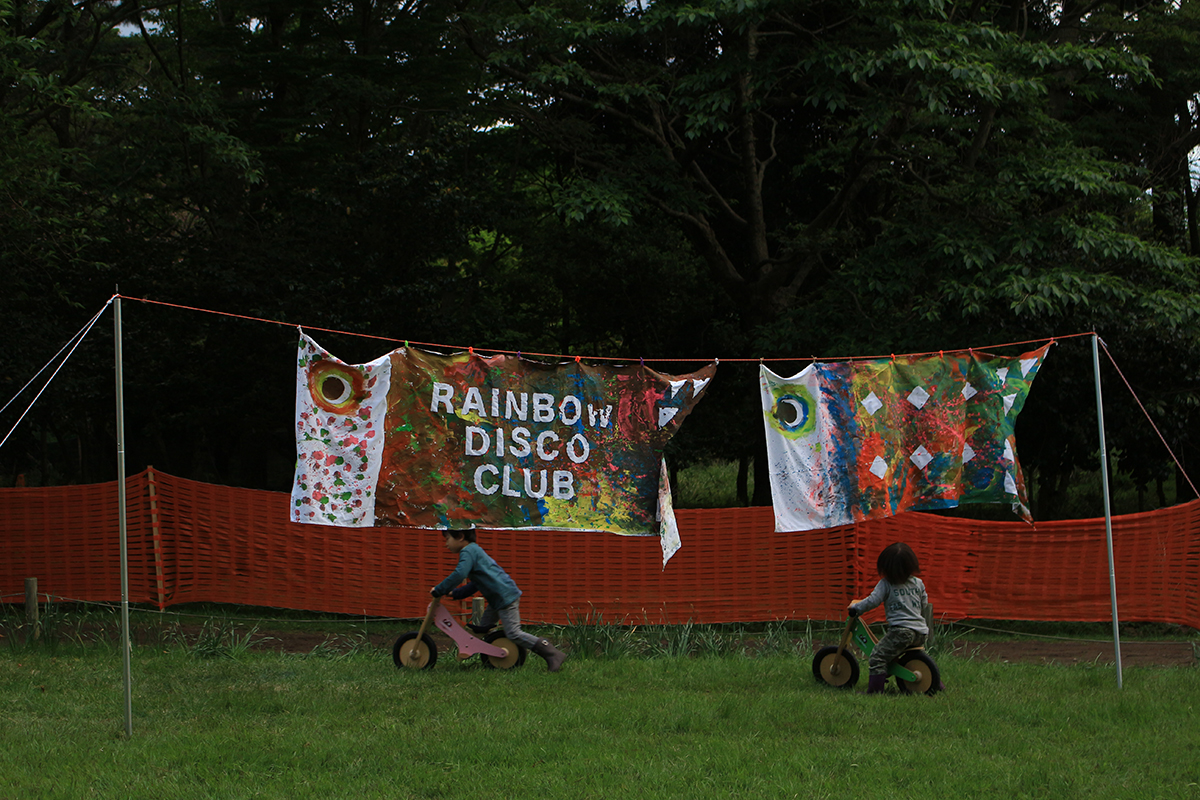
[2,0,1200,513]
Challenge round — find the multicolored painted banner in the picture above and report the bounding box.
[760,345,1050,531]
[291,333,716,542]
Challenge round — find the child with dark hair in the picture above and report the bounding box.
[430,526,567,672]
[848,542,930,694]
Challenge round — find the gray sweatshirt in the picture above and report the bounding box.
[851,577,929,634]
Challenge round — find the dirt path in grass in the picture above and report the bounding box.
[238,629,1196,666]
[948,639,1196,667]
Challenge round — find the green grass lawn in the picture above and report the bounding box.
[2,642,1197,799]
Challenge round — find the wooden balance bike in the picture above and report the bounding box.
[812,614,941,696]
[393,596,527,670]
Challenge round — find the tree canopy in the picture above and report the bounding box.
[3,0,1200,518]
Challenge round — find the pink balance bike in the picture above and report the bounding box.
[393,596,527,671]
[812,614,941,696]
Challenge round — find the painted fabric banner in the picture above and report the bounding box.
[760,345,1050,531]
[292,333,716,540]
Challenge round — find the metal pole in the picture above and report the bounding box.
[1092,334,1123,689]
[115,294,133,735]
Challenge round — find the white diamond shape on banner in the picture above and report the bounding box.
[910,446,933,470]
[962,382,977,401]
[869,456,888,479]
[658,407,680,428]
[861,392,883,415]
[1020,358,1038,377]
[1003,440,1014,462]
[1004,471,1018,495]
[963,443,976,463]
[1003,393,1017,413]
[997,367,1009,384]
[907,386,931,409]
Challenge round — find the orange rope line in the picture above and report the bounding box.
[1098,339,1199,497]
[119,295,447,349]
[116,295,1088,363]
[773,332,1093,364]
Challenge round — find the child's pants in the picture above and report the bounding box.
[868,626,925,676]
[479,600,540,648]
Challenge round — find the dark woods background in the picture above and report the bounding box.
[4,0,1200,520]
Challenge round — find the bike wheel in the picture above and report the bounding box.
[812,645,859,689]
[481,630,526,669]
[392,632,438,670]
[896,650,940,696]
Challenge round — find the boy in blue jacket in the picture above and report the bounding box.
[431,526,567,672]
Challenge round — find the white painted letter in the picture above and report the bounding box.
[510,427,532,458]
[536,431,560,462]
[532,392,555,422]
[474,464,499,495]
[524,469,547,498]
[465,426,490,456]
[566,433,590,464]
[462,386,487,417]
[588,404,613,428]
[553,470,575,500]
[559,395,582,425]
[505,391,528,421]
[431,382,455,413]
[501,465,522,498]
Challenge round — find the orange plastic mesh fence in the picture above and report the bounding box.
[0,472,153,605]
[1,468,1197,627]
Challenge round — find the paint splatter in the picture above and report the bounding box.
[291,335,391,527]
[291,334,716,536]
[760,345,1049,531]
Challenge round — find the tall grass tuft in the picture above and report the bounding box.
[304,633,378,660]
[644,619,697,657]
[559,608,640,659]
[754,619,811,657]
[552,617,819,661]
[186,618,271,659]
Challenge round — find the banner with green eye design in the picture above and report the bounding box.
[291,333,716,544]
[760,344,1050,532]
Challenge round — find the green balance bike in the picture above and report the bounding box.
[812,614,941,696]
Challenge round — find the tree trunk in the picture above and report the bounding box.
[736,454,751,507]
[1185,162,1199,255]
[751,436,771,506]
